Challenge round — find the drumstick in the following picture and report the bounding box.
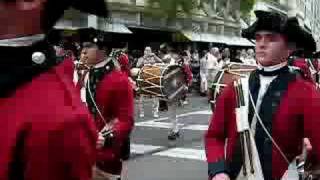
[240,132,247,176]
[245,131,255,174]
[238,79,255,174]
[238,80,254,174]
[234,81,247,176]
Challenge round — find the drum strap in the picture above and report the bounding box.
[86,60,114,121]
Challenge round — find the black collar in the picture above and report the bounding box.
[0,38,57,98]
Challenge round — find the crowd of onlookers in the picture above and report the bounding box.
[52,40,257,97]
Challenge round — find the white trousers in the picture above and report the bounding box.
[138,96,159,116]
[168,101,179,133]
[207,69,219,87]
[200,72,208,93]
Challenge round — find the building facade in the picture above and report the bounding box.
[53,0,253,49]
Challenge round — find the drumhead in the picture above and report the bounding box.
[160,64,187,100]
[130,68,140,77]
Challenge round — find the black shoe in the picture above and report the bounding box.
[168,131,180,140]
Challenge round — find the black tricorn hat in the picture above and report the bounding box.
[43,0,108,31]
[242,10,316,52]
[78,28,106,49]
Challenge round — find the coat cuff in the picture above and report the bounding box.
[208,160,229,178]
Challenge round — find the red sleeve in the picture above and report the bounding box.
[183,64,193,85]
[302,81,320,166]
[24,114,97,180]
[97,71,134,161]
[111,72,134,142]
[58,59,75,79]
[205,85,235,177]
[118,54,130,77]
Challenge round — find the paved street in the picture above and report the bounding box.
[128,93,211,180]
[127,93,299,180]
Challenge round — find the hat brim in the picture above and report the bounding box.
[284,18,316,52]
[242,11,316,52]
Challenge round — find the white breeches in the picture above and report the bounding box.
[138,96,159,116]
[168,101,178,133]
[200,72,208,93]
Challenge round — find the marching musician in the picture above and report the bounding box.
[157,49,192,140]
[136,46,163,118]
[205,10,320,180]
[136,46,163,67]
[179,50,193,105]
[0,0,108,178]
[77,42,134,180]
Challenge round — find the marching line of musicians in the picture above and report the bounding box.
[71,9,320,180]
[32,17,320,180]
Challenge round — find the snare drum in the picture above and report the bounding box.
[209,63,257,110]
[137,64,187,100]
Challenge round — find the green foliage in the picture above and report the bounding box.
[240,0,255,14]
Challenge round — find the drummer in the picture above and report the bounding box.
[136,46,163,118]
[136,46,163,67]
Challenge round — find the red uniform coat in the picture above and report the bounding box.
[292,58,314,82]
[118,53,130,77]
[60,58,76,80]
[0,64,97,179]
[183,64,193,86]
[205,74,320,179]
[94,70,134,175]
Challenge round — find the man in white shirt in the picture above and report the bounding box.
[206,47,220,88]
[200,50,209,95]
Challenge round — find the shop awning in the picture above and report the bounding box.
[223,36,255,47]
[54,25,88,30]
[181,31,255,46]
[103,23,132,34]
[54,23,132,34]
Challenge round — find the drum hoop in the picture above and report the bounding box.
[167,85,187,100]
[228,62,257,67]
[226,71,248,77]
[163,68,181,80]
[228,69,256,72]
[161,64,185,99]
[160,64,171,97]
